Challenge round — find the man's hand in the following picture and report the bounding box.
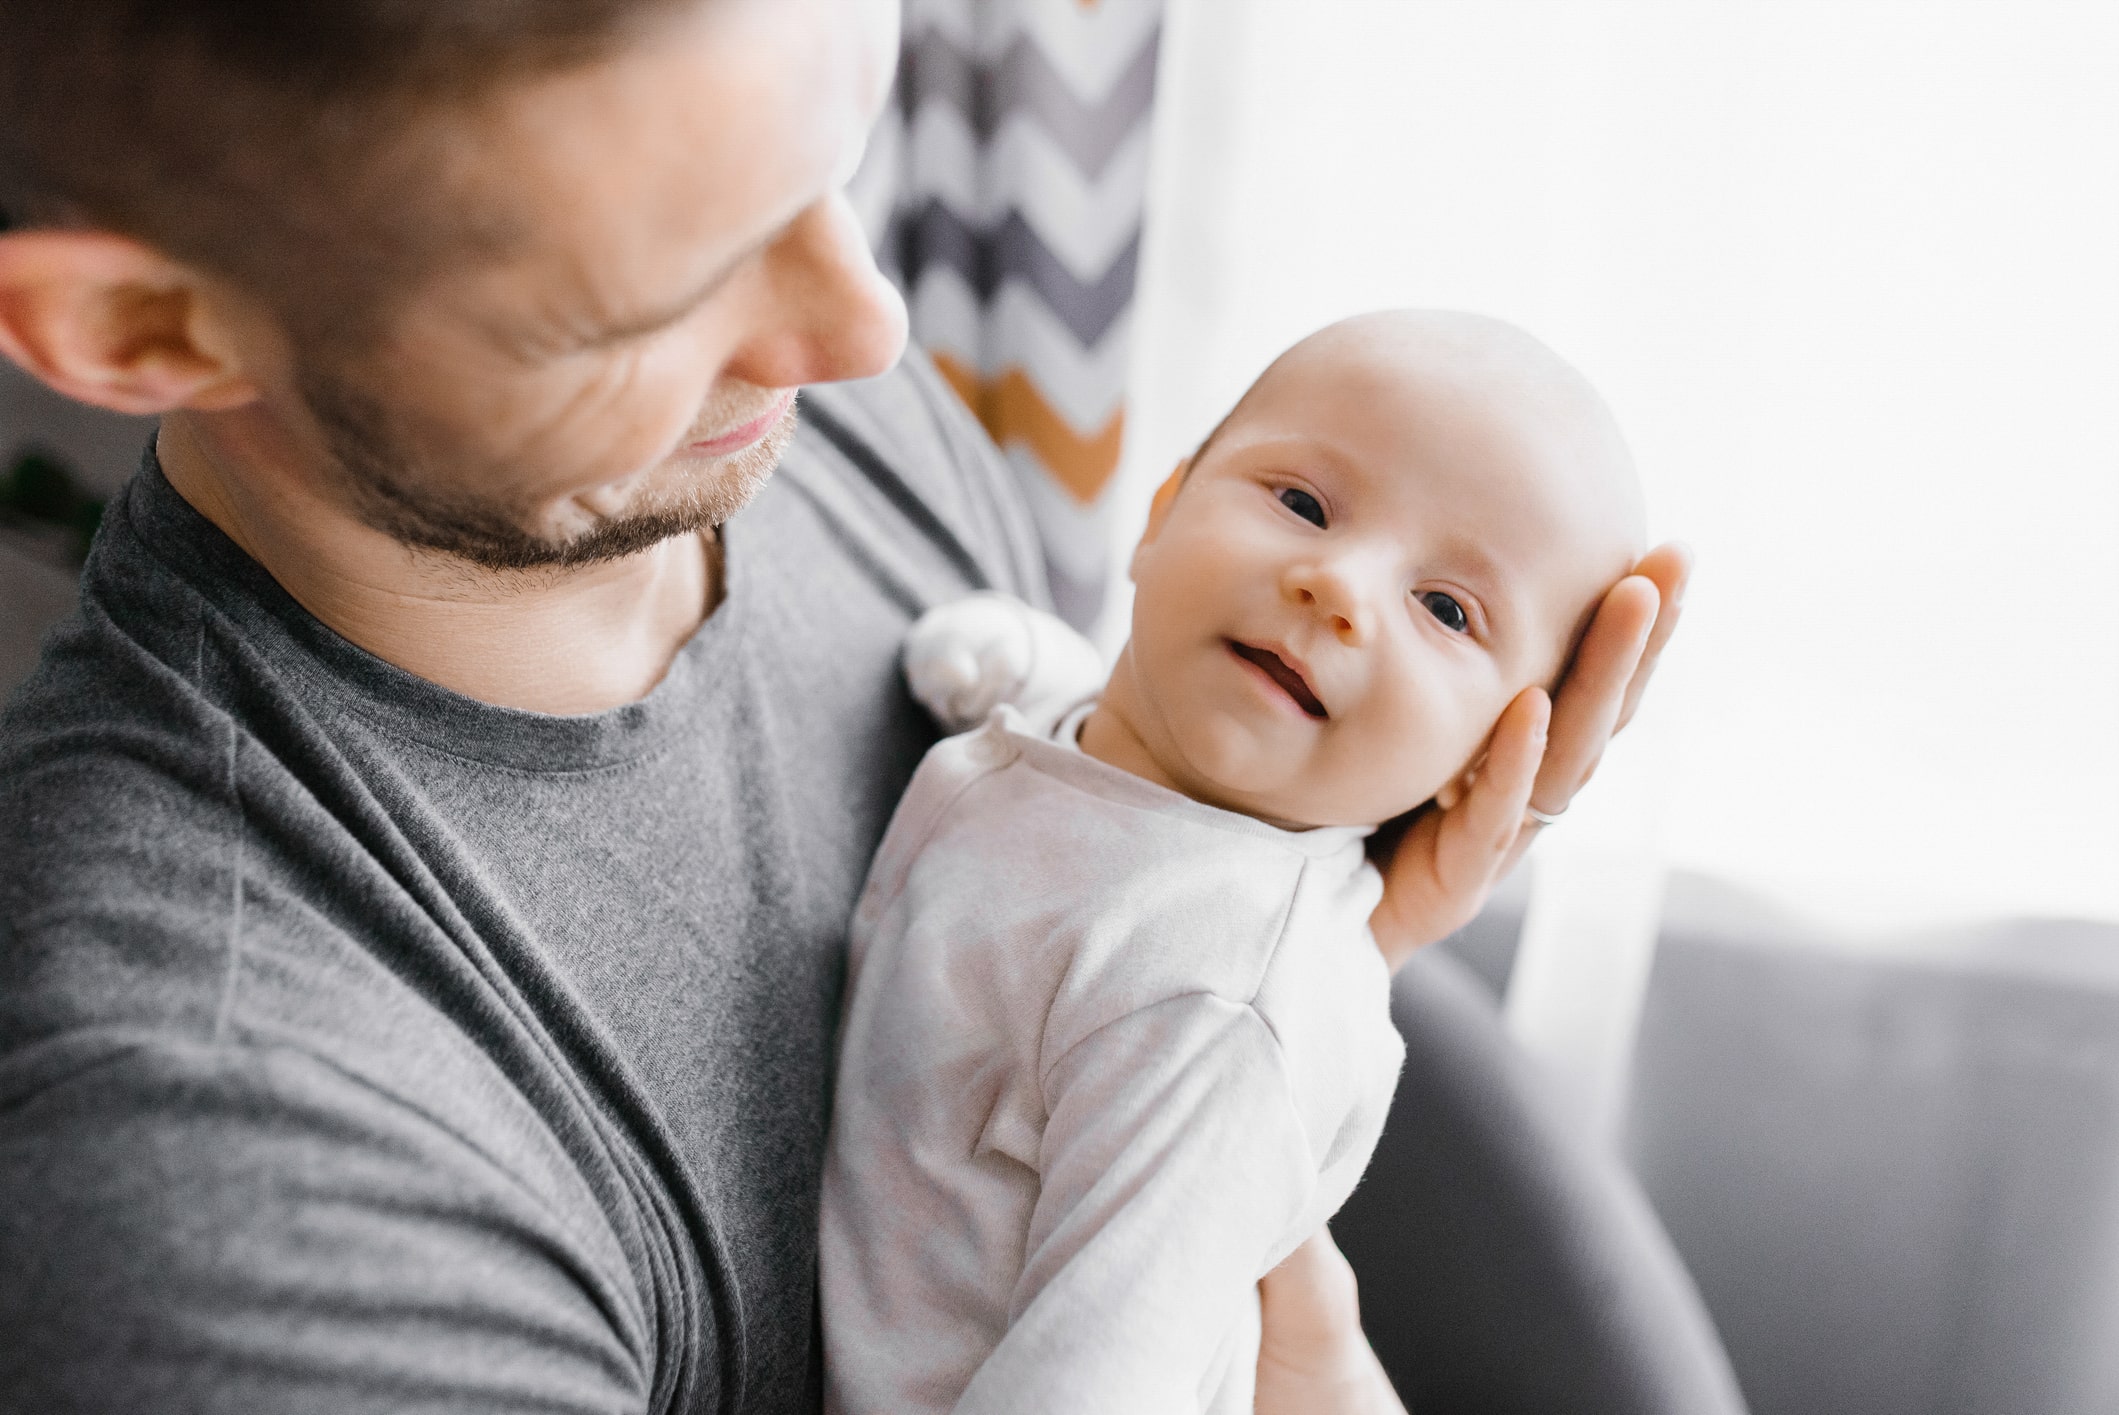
[1369,543,1691,970]
[1256,1230,1407,1415]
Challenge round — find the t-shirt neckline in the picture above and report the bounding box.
[116,444,750,774]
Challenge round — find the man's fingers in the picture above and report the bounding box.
[1614,542,1690,733]
[1370,551,1686,962]
[1438,686,1548,892]
[1538,575,1657,812]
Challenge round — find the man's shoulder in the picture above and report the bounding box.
[0,1028,646,1412]
[0,646,635,1263]
[0,544,399,1080]
[4,632,282,1081]
[786,347,1053,612]
[1,571,239,996]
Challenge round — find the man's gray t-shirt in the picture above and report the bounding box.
[0,356,1050,1414]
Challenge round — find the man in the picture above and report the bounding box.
[0,1,1685,1411]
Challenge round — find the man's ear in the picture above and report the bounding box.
[0,229,258,415]
[1126,457,1190,581]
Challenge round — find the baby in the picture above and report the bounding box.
[820,310,1646,1415]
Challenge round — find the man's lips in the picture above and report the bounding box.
[689,389,797,456]
[1228,640,1327,719]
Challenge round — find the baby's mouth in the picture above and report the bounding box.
[1228,641,1328,719]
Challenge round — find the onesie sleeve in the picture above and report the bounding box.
[902,591,1106,734]
[951,993,1317,1415]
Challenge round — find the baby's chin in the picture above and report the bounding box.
[1186,764,1437,834]
[1145,696,1449,829]
[1181,697,1495,829]
[1257,795,1434,834]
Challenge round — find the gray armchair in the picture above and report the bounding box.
[1340,872,2119,1415]
[1335,914,1748,1415]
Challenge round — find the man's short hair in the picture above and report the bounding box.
[0,1,695,345]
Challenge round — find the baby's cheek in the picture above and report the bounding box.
[1312,722,1441,825]
[1375,684,1496,809]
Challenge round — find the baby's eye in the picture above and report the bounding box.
[1419,590,1469,633]
[1277,487,1327,527]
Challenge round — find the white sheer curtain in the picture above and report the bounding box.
[1116,0,2119,932]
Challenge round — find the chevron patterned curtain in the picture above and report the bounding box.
[861,0,1165,629]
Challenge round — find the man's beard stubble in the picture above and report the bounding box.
[299,366,797,573]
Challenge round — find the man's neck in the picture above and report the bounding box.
[156,412,716,715]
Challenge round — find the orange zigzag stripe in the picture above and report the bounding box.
[932,352,1125,505]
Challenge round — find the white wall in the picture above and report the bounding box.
[1123,0,2119,928]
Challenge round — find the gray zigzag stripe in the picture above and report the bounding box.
[891,201,1139,348]
[897,27,1160,181]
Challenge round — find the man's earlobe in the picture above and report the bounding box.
[0,230,256,416]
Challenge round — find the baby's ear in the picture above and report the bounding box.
[1128,458,1191,581]
[1148,458,1191,533]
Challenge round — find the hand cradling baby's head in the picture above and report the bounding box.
[1099,309,1646,829]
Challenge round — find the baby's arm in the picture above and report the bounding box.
[903,591,1106,733]
[953,993,1318,1415]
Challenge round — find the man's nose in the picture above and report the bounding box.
[1284,556,1375,645]
[724,191,909,390]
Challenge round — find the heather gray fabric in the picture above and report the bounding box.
[0,345,1753,1415]
[0,353,1048,1415]
[1360,869,2119,1415]
[1630,878,2119,1415]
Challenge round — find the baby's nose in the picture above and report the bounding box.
[1289,572,1372,644]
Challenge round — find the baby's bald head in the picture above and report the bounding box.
[1110,309,1650,827]
[1207,310,1644,564]
[1188,310,1646,690]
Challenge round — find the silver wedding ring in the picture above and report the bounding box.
[1525,803,1566,828]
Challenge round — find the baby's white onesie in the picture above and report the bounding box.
[820,700,1407,1415]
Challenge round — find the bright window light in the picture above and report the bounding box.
[1121,0,2119,928]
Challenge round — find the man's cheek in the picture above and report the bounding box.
[553,341,712,473]
[568,393,709,506]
